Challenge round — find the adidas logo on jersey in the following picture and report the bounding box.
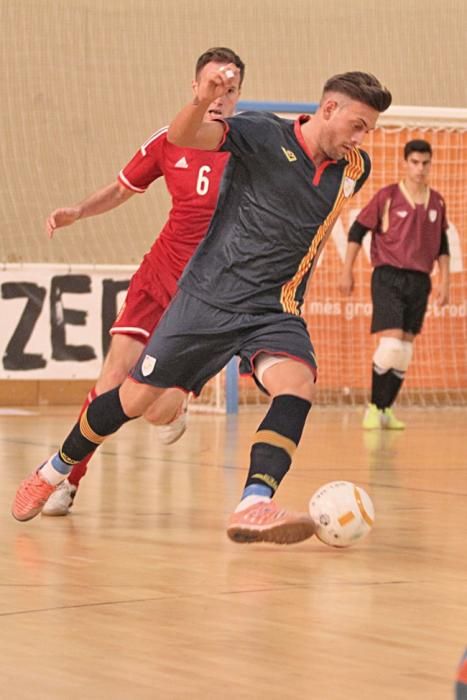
[175,157,189,169]
[396,211,409,218]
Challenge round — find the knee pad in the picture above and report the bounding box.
[399,340,413,371]
[373,337,412,373]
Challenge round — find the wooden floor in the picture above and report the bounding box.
[0,404,466,700]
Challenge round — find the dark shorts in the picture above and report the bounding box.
[371,265,431,335]
[131,290,318,396]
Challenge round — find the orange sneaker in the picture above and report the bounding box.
[227,500,316,545]
[12,469,58,522]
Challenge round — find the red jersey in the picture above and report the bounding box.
[118,127,229,296]
[356,182,448,273]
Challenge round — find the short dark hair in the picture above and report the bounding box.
[195,47,245,86]
[322,71,392,113]
[404,139,432,160]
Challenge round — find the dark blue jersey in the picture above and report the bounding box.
[179,111,371,315]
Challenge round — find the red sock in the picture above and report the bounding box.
[68,387,98,488]
[78,387,98,419]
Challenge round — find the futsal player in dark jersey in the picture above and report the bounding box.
[339,140,450,430]
[13,68,392,544]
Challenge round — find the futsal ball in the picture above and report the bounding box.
[308,481,375,548]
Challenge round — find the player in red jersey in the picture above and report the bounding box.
[41,47,245,516]
[339,139,450,429]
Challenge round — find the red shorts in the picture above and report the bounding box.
[110,258,176,344]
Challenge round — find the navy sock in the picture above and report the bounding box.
[371,366,405,410]
[60,387,135,464]
[242,394,311,499]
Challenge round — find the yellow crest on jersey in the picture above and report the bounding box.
[281,147,297,162]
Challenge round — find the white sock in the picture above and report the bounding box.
[235,495,271,513]
[39,459,68,486]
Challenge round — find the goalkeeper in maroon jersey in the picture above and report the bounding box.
[339,139,450,430]
[41,47,244,516]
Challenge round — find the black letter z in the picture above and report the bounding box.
[2,282,47,370]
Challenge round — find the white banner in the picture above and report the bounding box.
[0,264,136,379]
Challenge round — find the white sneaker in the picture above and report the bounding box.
[41,480,77,516]
[155,399,188,445]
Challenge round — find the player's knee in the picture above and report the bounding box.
[144,411,163,427]
[143,404,176,426]
[291,383,314,403]
[119,380,159,418]
[282,371,315,402]
[373,337,413,372]
[399,340,413,371]
[143,391,184,426]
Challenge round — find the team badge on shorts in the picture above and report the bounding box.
[343,177,356,198]
[141,354,157,376]
[429,209,437,222]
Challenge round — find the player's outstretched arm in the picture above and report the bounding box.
[339,241,362,295]
[339,218,371,295]
[167,63,239,150]
[45,180,134,238]
[435,254,450,306]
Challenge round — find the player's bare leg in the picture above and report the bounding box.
[144,388,189,445]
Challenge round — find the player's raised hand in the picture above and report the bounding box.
[169,64,239,149]
[45,207,81,238]
[196,63,239,104]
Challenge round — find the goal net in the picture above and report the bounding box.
[195,103,467,411]
[1,98,465,412]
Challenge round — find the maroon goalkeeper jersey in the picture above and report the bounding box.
[118,127,229,297]
[356,181,448,273]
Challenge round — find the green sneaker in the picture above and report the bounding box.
[362,403,382,430]
[382,407,405,430]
